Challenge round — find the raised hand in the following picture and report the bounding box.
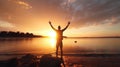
[62,21,70,31]
[68,21,70,24]
[49,21,56,31]
[49,21,51,24]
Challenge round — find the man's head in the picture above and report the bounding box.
[58,26,61,30]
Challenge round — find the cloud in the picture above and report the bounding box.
[0,0,120,31]
[0,20,15,28]
[62,0,120,27]
[0,0,31,20]
[15,0,32,9]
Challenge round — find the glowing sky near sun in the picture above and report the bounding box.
[0,0,120,37]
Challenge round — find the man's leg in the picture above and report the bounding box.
[60,41,63,58]
[60,41,66,67]
[56,43,58,57]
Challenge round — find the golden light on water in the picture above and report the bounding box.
[49,38,56,48]
[48,31,56,48]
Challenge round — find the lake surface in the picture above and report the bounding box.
[0,37,120,60]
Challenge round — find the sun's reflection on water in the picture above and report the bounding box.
[49,38,56,48]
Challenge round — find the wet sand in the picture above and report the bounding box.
[0,54,120,67]
[64,55,120,67]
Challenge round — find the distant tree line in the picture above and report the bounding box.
[0,31,34,37]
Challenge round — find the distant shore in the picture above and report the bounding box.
[67,36,120,39]
[1,31,120,38]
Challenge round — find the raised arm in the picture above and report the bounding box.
[62,21,70,31]
[49,21,57,31]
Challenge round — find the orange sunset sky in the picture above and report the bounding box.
[0,0,120,37]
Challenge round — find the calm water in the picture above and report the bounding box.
[0,37,120,60]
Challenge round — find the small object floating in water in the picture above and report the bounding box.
[74,41,77,43]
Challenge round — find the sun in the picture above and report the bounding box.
[48,31,56,38]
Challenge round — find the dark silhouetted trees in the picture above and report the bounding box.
[0,31,34,37]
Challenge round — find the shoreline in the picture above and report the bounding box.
[1,53,120,56]
[1,53,120,61]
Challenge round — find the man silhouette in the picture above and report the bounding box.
[49,21,70,58]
